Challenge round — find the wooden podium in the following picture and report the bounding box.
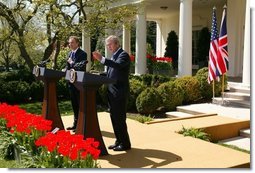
[33,66,65,130]
[65,70,116,156]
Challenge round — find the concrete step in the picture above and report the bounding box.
[229,87,250,94]
[176,103,250,120]
[218,137,250,151]
[227,82,250,94]
[165,111,195,118]
[176,107,203,115]
[212,97,250,108]
[240,129,250,138]
[223,92,250,101]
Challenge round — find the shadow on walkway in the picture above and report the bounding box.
[101,130,115,139]
[100,148,182,168]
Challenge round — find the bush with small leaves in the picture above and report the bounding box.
[98,84,108,106]
[30,81,44,101]
[136,87,161,115]
[174,76,201,104]
[157,81,184,111]
[128,79,146,111]
[195,67,227,100]
[139,74,172,87]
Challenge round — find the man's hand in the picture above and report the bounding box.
[67,57,74,65]
[92,51,102,61]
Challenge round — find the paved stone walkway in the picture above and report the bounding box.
[62,109,250,168]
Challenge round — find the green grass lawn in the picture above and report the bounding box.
[0,158,22,168]
[19,100,73,116]
[18,100,108,116]
[219,143,250,154]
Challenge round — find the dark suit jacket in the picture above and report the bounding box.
[104,48,130,100]
[66,48,87,71]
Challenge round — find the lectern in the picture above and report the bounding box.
[65,70,116,156]
[33,66,65,130]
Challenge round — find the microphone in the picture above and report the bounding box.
[73,60,88,71]
[38,58,51,67]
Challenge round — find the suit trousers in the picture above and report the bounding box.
[108,91,131,148]
[68,82,80,126]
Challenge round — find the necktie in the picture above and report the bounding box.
[112,53,117,60]
[110,54,114,60]
[71,52,75,61]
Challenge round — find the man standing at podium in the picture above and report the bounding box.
[65,36,87,132]
[92,35,131,151]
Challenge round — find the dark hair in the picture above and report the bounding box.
[69,36,80,45]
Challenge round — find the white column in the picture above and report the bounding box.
[178,0,193,77]
[123,24,131,54]
[227,0,246,77]
[135,6,147,75]
[251,1,255,89]
[156,20,163,57]
[242,0,250,85]
[82,31,91,72]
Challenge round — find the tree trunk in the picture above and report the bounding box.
[17,39,34,71]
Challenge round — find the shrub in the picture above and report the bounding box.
[98,84,108,106]
[195,67,227,100]
[0,68,37,103]
[0,67,34,83]
[164,30,179,69]
[0,81,31,103]
[16,68,35,83]
[57,78,69,100]
[30,81,44,101]
[129,74,142,82]
[140,74,172,87]
[136,87,161,114]
[197,27,210,68]
[174,76,201,104]
[127,79,146,111]
[140,74,153,86]
[157,81,184,111]
[151,74,173,87]
[0,71,19,81]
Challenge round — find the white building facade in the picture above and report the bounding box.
[84,0,250,87]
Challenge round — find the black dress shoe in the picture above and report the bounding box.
[67,126,76,130]
[113,144,131,151]
[108,143,119,150]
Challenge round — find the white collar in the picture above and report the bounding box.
[72,47,79,53]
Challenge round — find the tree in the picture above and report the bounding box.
[164,31,178,69]
[0,1,37,70]
[130,21,156,55]
[0,0,137,71]
[197,27,210,68]
[147,21,156,55]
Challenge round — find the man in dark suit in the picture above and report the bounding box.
[65,36,87,131]
[92,35,131,151]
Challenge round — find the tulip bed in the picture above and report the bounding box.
[0,103,100,168]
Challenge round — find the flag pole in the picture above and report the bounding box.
[212,80,215,103]
[221,74,225,104]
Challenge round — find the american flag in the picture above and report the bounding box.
[208,7,220,84]
[217,5,229,75]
